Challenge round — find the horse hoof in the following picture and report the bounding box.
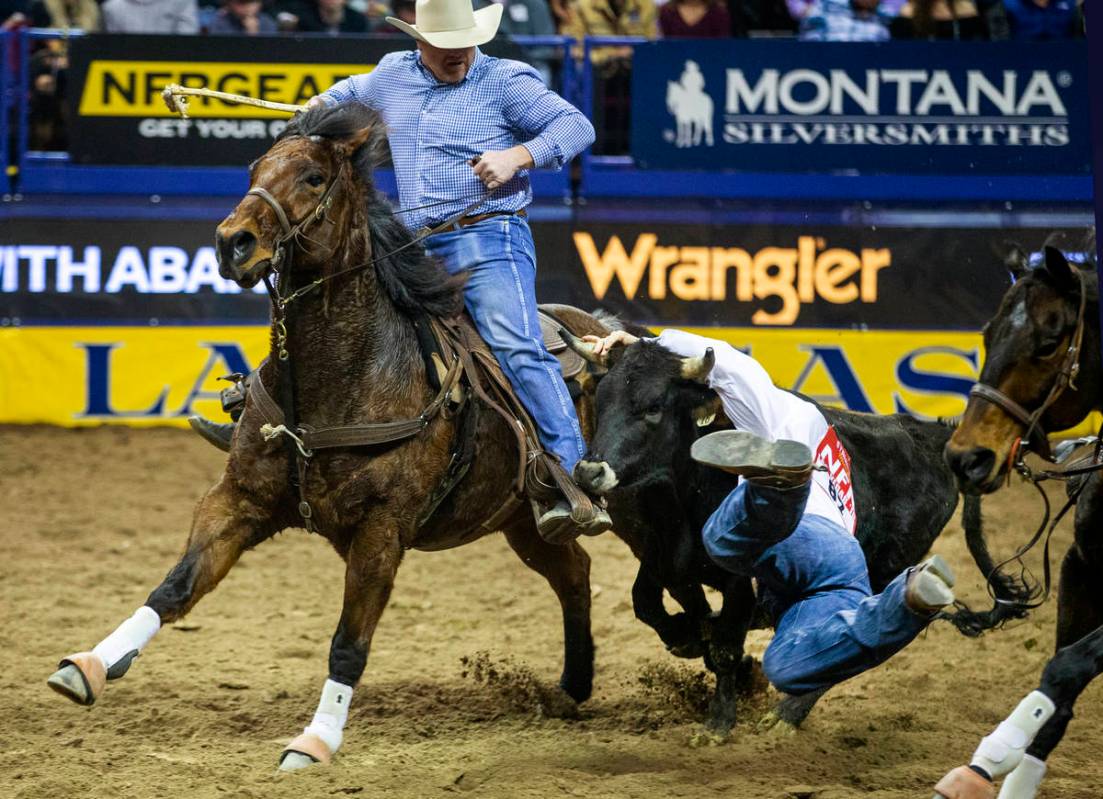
[278,752,318,772]
[279,732,332,772]
[47,653,106,706]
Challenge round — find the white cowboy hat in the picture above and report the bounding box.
[386,0,503,48]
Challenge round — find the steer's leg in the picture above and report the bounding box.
[704,576,755,737]
[631,566,706,659]
[280,531,402,771]
[47,477,277,706]
[503,519,594,704]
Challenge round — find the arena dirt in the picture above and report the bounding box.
[2,426,1100,799]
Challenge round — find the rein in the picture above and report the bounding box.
[966,266,1103,612]
[243,150,490,533]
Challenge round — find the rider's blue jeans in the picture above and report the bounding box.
[425,215,586,473]
[703,480,931,695]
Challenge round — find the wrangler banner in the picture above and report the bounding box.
[630,40,1091,175]
[66,34,525,166]
[1,216,1087,329]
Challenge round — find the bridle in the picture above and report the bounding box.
[959,265,1102,615]
[244,149,488,360]
[967,266,1090,463]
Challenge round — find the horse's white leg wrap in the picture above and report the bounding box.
[971,691,1056,779]
[302,679,353,754]
[997,755,1047,799]
[91,606,162,671]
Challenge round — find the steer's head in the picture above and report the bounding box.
[564,331,720,495]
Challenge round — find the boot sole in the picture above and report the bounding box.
[690,431,812,479]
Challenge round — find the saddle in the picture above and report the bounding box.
[223,304,597,537]
[420,305,596,534]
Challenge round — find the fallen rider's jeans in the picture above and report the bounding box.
[702,479,930,695]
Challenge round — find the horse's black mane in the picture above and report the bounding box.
[279,102,465,318]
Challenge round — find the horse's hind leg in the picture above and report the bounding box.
[503,520,594,703]
[46,477,276,706]
[279,531,402,772]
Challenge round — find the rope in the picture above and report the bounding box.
[260,423,314,459]
[162,84,306,119]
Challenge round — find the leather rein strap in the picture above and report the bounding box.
[968,267,1091,463]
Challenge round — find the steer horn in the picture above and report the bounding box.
[559,328,607,367]
[681,348,715,383]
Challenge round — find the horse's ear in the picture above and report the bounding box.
[335,124,377,158]
[996,240,1030,282]
[1042,245,1075,289]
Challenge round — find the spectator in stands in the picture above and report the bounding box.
[476,0,558,83]
[1002,0,1081,38]
[565,0,655,154]
[28,0,101,29]
[659,0,731,36]
[788,0,901,40]
[389,0,415,23]
[1,0,30,30]
[102,0,200,32]
[206,0,278,32]
[277,0,370,32]
[890,0,984,37]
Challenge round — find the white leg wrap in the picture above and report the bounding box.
[997,755,1047,799]
[971,691,1056,779]
[303,679,353,755]
[92,606,162,670]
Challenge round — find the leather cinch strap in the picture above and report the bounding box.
[247,356,464,452]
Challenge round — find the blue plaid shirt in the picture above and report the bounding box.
[322,48,595,230]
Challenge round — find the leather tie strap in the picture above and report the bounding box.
[246,355,464,451]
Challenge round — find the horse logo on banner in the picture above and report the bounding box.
[666,60,714,148]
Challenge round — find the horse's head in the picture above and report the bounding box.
[216,102,384,288]
[946,244,1099,493]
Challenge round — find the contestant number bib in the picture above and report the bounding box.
[814,426,857,534]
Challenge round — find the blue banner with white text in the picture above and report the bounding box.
[629,40,1091,175]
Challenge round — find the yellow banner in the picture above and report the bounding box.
[78,61,376,118]
[0,325,1095,436]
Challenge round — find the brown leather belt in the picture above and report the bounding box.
[420,208,526,237]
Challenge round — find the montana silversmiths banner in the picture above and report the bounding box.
[0,217,1090,329]
[66,34,526,166]
[629,40,1091,174]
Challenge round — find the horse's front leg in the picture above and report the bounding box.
[46,476,278,706]
[280,531,402,771]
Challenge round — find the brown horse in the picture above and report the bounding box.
[937,242,1102,799]
[45,103,610,770]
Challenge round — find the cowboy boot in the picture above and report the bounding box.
[529,453,613,544]
[690,430,814,490]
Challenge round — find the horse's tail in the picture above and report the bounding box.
[947,493,1036,637]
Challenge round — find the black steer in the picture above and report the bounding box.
[566,330,1031,734]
